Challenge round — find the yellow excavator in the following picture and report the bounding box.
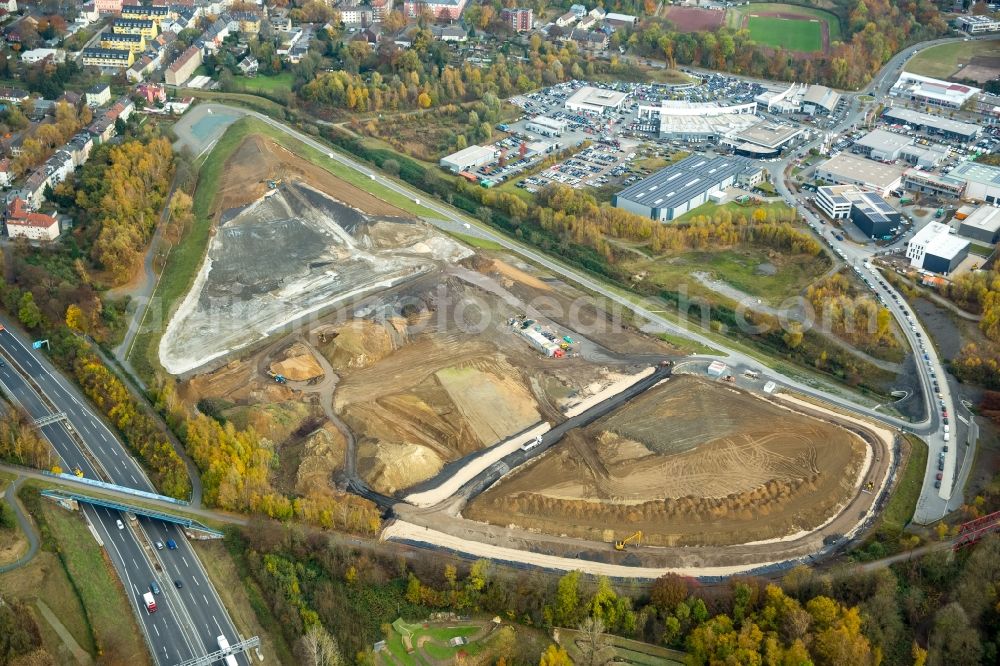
[614,531,643,551]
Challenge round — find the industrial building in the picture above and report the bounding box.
[903,169,967,199]
[891,72,981,110]
[754,82,804,114]
[565,86,630,114]
[898,143,949,169]
[815,153,906,196]
[439,145,499,173]
[525,116,568,137]
[956,15,1000,34]
[883,107,981,143]
[801,85,840,114]
[720,121,803,158]
[853,129,913,161]
[612,155,764,222]
[949,161,1000,204]
[907,222,970,274]
[637,99,760,142]
[958,206,1000,245]
[816,185,900,238]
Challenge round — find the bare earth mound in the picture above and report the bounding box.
[466,376,866,546]
[664,7,725,32]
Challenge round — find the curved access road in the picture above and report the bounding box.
[0,476,40,574]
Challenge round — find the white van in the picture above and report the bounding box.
[943,432,950,442]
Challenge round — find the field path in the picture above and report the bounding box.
[36,600,94,665]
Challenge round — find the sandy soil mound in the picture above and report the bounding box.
[271,343,324,381]
[466,376,866,546]
[295,423,346,495]
[360,439,445,495]
[316,320,397,369]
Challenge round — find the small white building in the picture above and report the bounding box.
[525,116,568,137]
[20,48,66,64]
[439,145,499,173]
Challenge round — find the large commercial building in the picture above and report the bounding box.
[612,155,764,222]
[816,185,901,238]
[958,206,1000,245]
[754,82,805,114]
[891,72,980,110]
[439,145,499,173]
[956,15,1000,34]
[525,116,568,137]
[637,99,759,142]
[898,143,950,169]
[906,222,969,274]
[801,85,840,114]
[883,107,982,143]
[815,153,906,196]
[949,161,1000,204]
[565,86,629,114]
[720,121,803,158]
[903,169,967,199]
[853,129,913,162]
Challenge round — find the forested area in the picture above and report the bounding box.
[0,598,53,666]
[806,272,896,351]
[231,519,1000,666]
[59,137,175,285]
[941,266,1000,388]
[0,409,55,470]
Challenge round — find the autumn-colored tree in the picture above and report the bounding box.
[65,304,86,333]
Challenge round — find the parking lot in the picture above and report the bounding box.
[518,140,640,191]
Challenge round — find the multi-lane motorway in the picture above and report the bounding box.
[0,319,247,666]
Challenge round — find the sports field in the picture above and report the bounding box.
[748,15,822,52]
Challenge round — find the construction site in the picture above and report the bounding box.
[169,129,895,570]
[465,376,870,547]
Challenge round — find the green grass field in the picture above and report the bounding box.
[904,40,1000,80]
[880,434,928,534]
[748,16,822,52]
[728,3,841,37]
[232,72,294,96]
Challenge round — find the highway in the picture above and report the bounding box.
[0,318,247,666]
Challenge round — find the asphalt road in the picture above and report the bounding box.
[0,318,247,666]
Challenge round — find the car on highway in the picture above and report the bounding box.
[166,539,177,550]
[936,473,943,481]
[174,579,183,589]
[116,519,124,530]
[935,480,941,489]
[156,541,164,550]
[150,581,160,595]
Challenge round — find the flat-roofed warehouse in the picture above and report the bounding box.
[439,145,499,173]
[612,155,764,222]
[801,85,840,114]
[906,221,970,274]
[816,185,901,238]
[815,153,906,196]
[958,206,1000,244]
[721,121,804,158]
[882,107,981,143]
[950,161,1000,204]
[564,86,629,114]
[853,129,912,161]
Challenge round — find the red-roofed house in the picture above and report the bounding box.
[5,197,59,241]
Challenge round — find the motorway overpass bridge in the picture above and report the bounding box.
[40,486,224,538]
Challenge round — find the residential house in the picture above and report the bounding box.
[20,48,66,64]
[165,45,202,86]
[126,53,157,83]
[82,47,135,68]
[231,11,262,35]
[238,55,258,76]
[555,11,577,27]
[95,0,124,14]
[567,28,607,51]
[113,18,158,39]
[101,31,146,52]
[0,87,28,104]
[136,82,166,105]
[5,197,59,241]
[120,4,170,23]
[402,0,467,20]
[500,7,532,32]
[431,24,467,42]
[358,25,381,44]
[0,158,11,188]
[66,133,94,166]
[371,0,392,21]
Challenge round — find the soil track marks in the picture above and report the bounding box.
[466,376,866,546]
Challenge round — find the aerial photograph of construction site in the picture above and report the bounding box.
[157,119,900,579]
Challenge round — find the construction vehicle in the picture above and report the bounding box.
[614,531,643,551]
[74,466,84,477]
[266,370,287,384]
[267,179,282,189]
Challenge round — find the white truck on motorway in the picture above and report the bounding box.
[217,635,238,666]
[143,592,157,613]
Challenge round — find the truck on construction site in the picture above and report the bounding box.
[143,592,157,613]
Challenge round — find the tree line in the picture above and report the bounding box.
[229,516,1000,665]
[805,272,896,351]
[11,101,91,178]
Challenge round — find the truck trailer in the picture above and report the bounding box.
[143,592,157,613]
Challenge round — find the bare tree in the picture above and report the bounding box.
[576,617,613,666]
[297,624,344,666]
